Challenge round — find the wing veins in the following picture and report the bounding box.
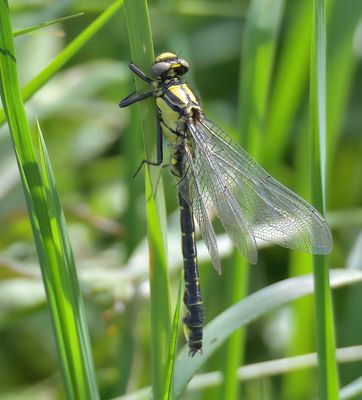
[194,118,332,254]
[188,123,258,263]
[178,145,221,272]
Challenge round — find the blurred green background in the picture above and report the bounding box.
[0,0,361,399]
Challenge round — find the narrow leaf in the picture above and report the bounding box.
[122,1,171,398]
[0,2,99,397]
[310,0,339,398]
[0,0,124,126]
[163,275,183,400]
[13,13,85,37]
[173,270,362,398]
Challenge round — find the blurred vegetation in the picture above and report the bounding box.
[0,0,361,399]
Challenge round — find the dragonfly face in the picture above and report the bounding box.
[119,52,333,356]
[151,52,189,79]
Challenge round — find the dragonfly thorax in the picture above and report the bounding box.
[156,80,203,145]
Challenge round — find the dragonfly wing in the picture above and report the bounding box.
[183,123,258,265]
[178,146,221,273]
[195,118,332,255]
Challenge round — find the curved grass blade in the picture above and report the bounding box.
[13,13,85,37]
[340,376,362,400]
[0,0,124,126]
[113,346,362,399]
[0,1,99,397]
[174,346,362,393]
[172,269,362,398]
[36,122,99,399]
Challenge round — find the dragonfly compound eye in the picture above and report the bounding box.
[178,58,189,73]
[168,59,189,76]
[151,61,171,77]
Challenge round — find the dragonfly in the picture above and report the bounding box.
[119,52,332,356]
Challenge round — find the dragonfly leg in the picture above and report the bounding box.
[133,158,162,178]
[133,113,164,177]
[119,90,154,108]
[128,62,154,84]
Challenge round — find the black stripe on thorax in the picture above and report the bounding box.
[160,80,195,110]
[157,95,182,114]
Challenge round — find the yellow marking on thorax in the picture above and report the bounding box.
[156,83,200,147]
[183,85,198,103]
[156,97,179,131]
[168,84,198,106]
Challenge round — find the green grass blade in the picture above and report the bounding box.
[310,0,339,398]
[163,275,183,400]
[281,118,314,400]
[263,1,312,167]
[36,122,99,399]
[0,0,124,127]
[238,0,284,155]
[219,2,284,398]
[172,270,362,398]
[326,0,362,175]
[219,255,248,400]
[13,13,85,37]
[340,377,362,399]
[0,2,99,398]
[122,1,171,398]
[114,345,362,399]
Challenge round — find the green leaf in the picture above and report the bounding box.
[0,0,124,127]
[310,0,339,398]
[13,13,85,37]
[113,344,362,400]
[172,270,362,398]
[163,275,183,400]
[340,376,362,399]
[238,0,284,155]
[0,2,99,398]
[220,2,284,398]
[263,1,312,167]
[122,1,171,398]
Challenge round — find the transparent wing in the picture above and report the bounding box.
[188,117,332,256]
[178,146,221,273]
[178,124,258,267]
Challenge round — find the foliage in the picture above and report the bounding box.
[0,0,361,399]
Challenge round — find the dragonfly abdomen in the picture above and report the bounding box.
[179,192,204,356]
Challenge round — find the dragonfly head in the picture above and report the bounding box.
[152,52,189,79]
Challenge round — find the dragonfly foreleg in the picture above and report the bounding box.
[119,90,154,108]
[128,62,154,84]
